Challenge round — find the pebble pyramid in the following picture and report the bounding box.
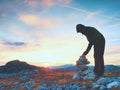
[73,56,95,80]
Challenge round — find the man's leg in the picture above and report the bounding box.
[94,55,99,74]
[94,37,105,77]
[97,41,105,76]
[98,56,104,76]
[94,46,99,75]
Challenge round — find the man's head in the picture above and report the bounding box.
[76,24,86,34]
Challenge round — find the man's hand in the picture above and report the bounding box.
[82,51,87,56]
[82,53,86,56]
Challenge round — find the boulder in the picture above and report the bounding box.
[97,77,112,85]
[72,71,81,80]
[99,85,107,90]
[19,76,30,82]
[107,81,120,89]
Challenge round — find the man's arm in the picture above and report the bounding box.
[82,43,92,55]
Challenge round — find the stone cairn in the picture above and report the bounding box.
[72,56,95,80]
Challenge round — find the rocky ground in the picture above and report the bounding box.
[0,68,120,90]
[0,60,120,90]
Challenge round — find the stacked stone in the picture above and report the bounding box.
[76,56,90,71]
[73,56,95,80]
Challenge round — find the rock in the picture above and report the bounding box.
[72,83,80,89]
[0,82,10,90]
[97,77,112,85]
[76,86,81,90]
[107,81,120,89]
[51,87,56,90]
[92,83,100,89]
[83,73,95,80]
[19,83,32,90]
[72,71,81,80]
[77,65,88,71]
[36,85,48,90]
[64,87,70,90]
[19,76,30,82]
[83,69,95,80]
[99,85,107,90]
[36,84,49,90]
[0,73,17,78]
[76,56,90,65]
[13,81,19,85]
[26,81,35,86]
[90,77,120,89]
[57,87,62,90]
[81,85,87,89]
[24,84,32,90]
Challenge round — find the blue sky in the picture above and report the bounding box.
[0,0,120,66]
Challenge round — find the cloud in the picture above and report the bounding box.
[0,13,8,18]
[108,22,120,28]
[105,46,120,55]
[25,0,38,7]
[25,0,72,7]
[86,11,100,20]
[0,40,26,51]
[63,5,120,21]
[19,14,58,29]
[41,0,72,7]
[4,41,26,46]
[104,46,120,65]
[0,40,40,52]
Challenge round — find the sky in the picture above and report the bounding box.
[0,0,120,67]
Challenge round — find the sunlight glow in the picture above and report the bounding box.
[0,0,120,66]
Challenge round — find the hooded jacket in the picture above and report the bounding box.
[83,26,104,55]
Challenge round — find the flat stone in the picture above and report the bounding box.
[77,65,88,71]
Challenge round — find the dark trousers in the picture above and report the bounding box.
[94,36,105,76]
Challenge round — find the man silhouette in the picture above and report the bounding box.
[76,24,105,78]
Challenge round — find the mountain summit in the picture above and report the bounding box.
[0,60,38,73]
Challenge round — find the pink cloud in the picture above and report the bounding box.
[19,14,59,29]
[86,11,99,20]
[41,0,55,7]
[25,0,38,7]
[1,13,8,17]
[25,0,72,7]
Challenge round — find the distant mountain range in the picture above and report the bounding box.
[0,60,120,73]
[50,64,120,71]
[50,64,77,70]
[105,65,120,72]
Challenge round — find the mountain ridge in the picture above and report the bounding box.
[0,60,120,73]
